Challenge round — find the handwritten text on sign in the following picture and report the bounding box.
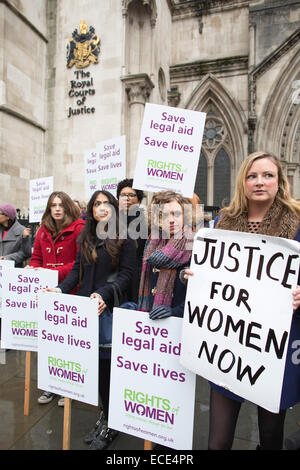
[180,228,299,413]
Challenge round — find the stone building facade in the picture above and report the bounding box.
[0,0,299,213]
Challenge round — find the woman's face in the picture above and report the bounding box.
[0,211,9,227]
[160,200,184,236]
[93,193,113,223]
[50,196,65,223]
[245,157,279,206]
[119,186,138,212]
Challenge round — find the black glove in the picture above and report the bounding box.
[149,305,172,320]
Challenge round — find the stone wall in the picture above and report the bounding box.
[1,0,299,211]
[0,0,47,213]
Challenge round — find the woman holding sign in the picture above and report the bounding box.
[184,151,300,450]
[27,191,85,405]
[46,190,136,450]
[122,191,193,321]
[138,191,193,320]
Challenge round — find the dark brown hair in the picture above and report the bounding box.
[41,191,80,238]
[79,190,123,268]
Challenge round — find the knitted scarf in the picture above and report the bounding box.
[138,230,192,312]
[215,199,299,239]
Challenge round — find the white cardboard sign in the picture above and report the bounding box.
[133,103,206,198]
[29,176,53,223]
[1,268,58,351]
[37,292,99,406]
[108,308,196,450]
[0,260,15,318]
[96,135,126,197]
[180,228,299,413]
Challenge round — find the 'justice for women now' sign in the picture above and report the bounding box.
[180,228,299,413]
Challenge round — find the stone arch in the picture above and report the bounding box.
[186,74,247,205]
[256,47,300,165]
[185,74,247,168]
[123,0,156,75]
[122,0,157,27]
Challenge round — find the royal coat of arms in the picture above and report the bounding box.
[67,21,100,69]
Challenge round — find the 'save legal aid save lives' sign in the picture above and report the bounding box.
[1,268,58,351]
[181,228,300,413]
[84,135,126,200]
[133,103,206,198]
[0,260,15,317]
[29,176,53,223]
[108,308,196,450]
[37,292,99,406]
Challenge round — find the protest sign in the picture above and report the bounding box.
[133,103,206,198]
[1,268,58,351]
[84,148,98,201]
[37,292,99,406]
[96,135,126,197]
[180,228,300,413]
[0,260,15,317]
[108,308,196,450]
[29,176,53,223]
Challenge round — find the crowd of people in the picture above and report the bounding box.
[0,151,300,451]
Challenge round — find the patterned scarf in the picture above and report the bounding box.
[215,199,299,240]
[138,230,193,312]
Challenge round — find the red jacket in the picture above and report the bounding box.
[30,219,85,283]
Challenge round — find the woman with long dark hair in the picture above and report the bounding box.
[45,190,136,450]
[28,191,85,404]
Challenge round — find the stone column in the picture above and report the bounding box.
[121,73,154,177]
[287,163,297,196]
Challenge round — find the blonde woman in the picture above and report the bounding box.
[185,152,300,450]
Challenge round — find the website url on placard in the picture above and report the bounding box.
[123,423,174,444]
[48,384,84,400]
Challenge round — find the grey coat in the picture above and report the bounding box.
[0,220,32,267]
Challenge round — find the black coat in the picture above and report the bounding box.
[58,238,137,311]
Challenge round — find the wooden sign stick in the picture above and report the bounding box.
[24,351,31,416]
[144,440,152,450]
[62,397,72,450]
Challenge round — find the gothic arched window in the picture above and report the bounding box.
[195,152,207,205]
[213,148,231,208]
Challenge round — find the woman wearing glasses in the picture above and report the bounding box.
[117,178,147,302]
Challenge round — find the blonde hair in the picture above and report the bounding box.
[220,151,300,218]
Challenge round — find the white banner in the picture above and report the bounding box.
[108,308,196,450]
[37,292,99,406]
[29,176,53,223]
[1,268,58,351]
[180,228,300,413]
[133,103,206,198]
[0,260,15,318]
